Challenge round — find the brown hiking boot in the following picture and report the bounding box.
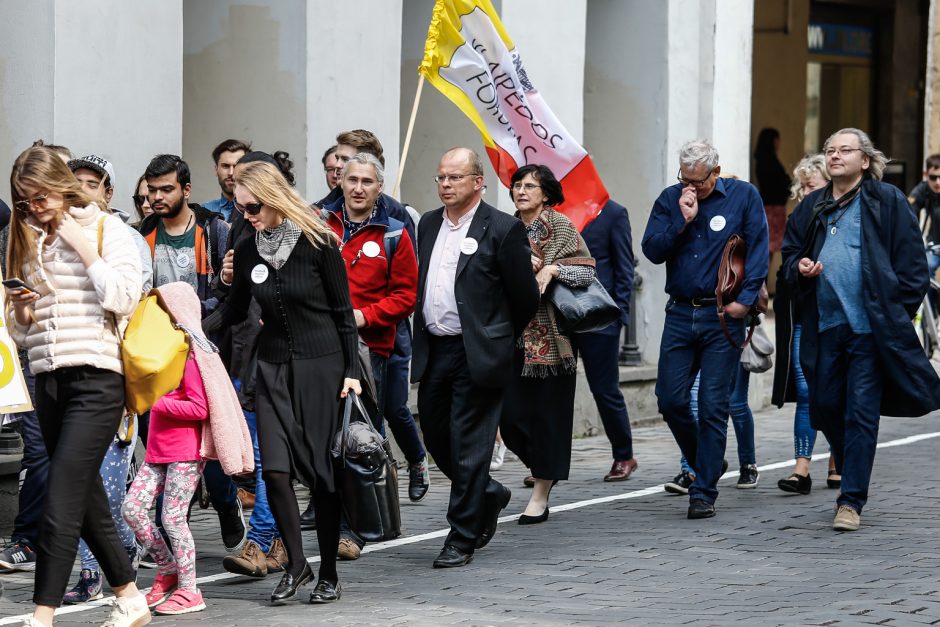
[265,538,288,573]
[222,539,267,577]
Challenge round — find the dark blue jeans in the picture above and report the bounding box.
[576,330,633,460]
[813,325,882,513]
[684,364,755,470]
[656,301,744,504]
[383,323,426,465]
[11,352,46,549]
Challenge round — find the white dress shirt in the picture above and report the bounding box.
[423,202,480,336]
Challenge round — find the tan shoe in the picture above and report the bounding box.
[265,538,288,573]
[337,537,361,561]
[222,539,267,577]
[237,488,255,509]
[833,505,860,531]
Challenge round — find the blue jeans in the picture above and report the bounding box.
[79,426,137,570]
[243,409,278,553]
[928,251,940,276]
[813,325,882,513]
[382,323,426,464]
[11,353,46,550]
[682,365,755,470]
[791,324,817,459]
[656,301,744,504]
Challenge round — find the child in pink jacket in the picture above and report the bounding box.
[122,350,209,615]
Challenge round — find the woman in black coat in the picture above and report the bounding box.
[206,161,360,604]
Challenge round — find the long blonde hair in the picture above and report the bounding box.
[234,162,336,247]
[8,146,106,282]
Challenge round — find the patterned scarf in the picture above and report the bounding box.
[519,208,595,378]
[255,218,301,270]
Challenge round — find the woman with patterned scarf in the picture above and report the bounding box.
[204,161,361,605]
[500,164,596,525]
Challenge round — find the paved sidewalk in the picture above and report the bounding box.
[2,403,940,625]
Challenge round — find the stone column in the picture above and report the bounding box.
[0,0,183,208]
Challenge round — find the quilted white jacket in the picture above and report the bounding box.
[8,204,143,374]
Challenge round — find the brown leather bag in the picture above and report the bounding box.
[715,234,768,348]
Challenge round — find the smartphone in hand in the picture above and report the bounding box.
[2,278,35,293]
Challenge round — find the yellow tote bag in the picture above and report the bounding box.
[121,295,189,415]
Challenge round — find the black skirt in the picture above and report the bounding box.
[500,347,577,480]
[255,352,344,492]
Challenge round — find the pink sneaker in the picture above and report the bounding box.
[145,573,178,608]
[154,589,206,615]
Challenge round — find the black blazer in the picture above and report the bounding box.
[411,201,539,388]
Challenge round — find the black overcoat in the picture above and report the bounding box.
[779,177,940,423]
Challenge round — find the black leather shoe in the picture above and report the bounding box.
[777,473,812,495]
[433,545,473,568]
[299,501,317,531]
[476,485,511,549]
[309,579,342,603]
[270,562,313,604]
[687,499,716,519]
[518,507,549,525]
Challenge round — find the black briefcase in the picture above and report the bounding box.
[331,392,402,542]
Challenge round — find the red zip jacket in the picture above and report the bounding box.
[326,210,418,357]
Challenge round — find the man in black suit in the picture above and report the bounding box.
[412,147,539,568]
[577,199,638,482]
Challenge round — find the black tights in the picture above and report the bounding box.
[263,470,340,582]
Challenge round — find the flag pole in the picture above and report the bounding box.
[392,74,425,200]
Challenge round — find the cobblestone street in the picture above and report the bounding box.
[2,403,940,626]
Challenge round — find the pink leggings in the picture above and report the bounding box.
[122,461,202,591]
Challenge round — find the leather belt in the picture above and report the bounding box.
[671,296,718,307]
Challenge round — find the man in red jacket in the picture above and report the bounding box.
[322,152,420,560]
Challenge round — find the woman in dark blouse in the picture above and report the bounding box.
[205,161,360,605]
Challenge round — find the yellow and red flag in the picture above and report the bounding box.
[419,0,608,231]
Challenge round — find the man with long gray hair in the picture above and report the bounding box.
[642,139,768,520]
[781,127,940,531]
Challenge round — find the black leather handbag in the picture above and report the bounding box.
[546,278,621,334]
[331,392,402,542]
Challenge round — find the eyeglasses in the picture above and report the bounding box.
[132,194,146,207]
[434,173,479,184]
[676,168,715,188]
[13,194,49,212]
[511,183,541,192]
[235,200,264,215]
[324,167,343,176]
[824,147,863,158]
[927,175,940,182]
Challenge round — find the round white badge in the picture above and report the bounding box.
[176,251,190,268]
[460,237,479,255]
[709,215,727,232]
[362,241,381,258]
[251,264,269,284]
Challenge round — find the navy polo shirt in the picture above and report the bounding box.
[641,177,769,306]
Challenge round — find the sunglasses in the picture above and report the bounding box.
[928,175,940,182]
[235,200,264,215]
[132,194,146,207]
[13,194,49,213]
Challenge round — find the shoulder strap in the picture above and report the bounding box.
[383,218,404,275]
[97,216,106,256]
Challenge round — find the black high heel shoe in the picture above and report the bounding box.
[518,479,557,524]
[271,562,313,604]
[777,473,812,495]
[518,507,550,525]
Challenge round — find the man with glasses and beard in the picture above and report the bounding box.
[642,139,768,521]
[137,154,247,553]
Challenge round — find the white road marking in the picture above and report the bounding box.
[3,429,939,624]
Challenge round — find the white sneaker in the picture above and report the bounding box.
[490,442,507,471]
[20,617,46,627]
[100,594,152,627]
